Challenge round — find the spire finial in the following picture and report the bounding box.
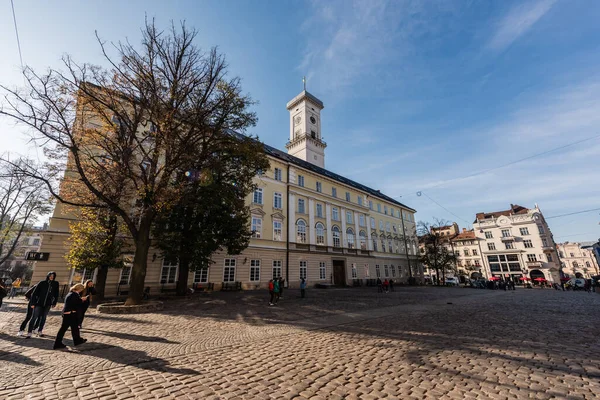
[303,76,306,91]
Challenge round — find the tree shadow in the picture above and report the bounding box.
[0,349,42,366]
[82,328,178,343]
[84,313,156,325]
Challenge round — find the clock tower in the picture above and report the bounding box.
[285,86,326,168]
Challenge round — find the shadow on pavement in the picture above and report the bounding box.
[0,349,42,366]
[83,328,178,343]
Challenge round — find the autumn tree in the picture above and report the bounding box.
[417,219,457,285]
[0,20,259,304]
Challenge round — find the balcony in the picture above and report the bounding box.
[542,246,555,252]
[500,235,515,242]
[526,261,542,268]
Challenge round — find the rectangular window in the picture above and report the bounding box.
[455,251,460,257]
[273,192,282,209]
[274,168,282,181]
[485,231,493,239]
[332,207,339,221]
[369,201,373,210]
[520,227,530,235]
[251,217,262,238]
[370,217,375,229]
[488,243,496,251]
[473,249,478,256]
[384,265,389,277]
[364,264,370,277]
[298,175,305,187]
[346,211,353,224]
[332,187,337,197]
[300,261,307,280]
[161,258,178,284]
[547,254,553,262]
[316,181,322,192]
[250,260,260,282]
[475,260,481,267]
[527,254,537,262]
[319,262,326,280]
[464,249,469,256]
[375,264,381,278]
[345,192,351,202]
[358,197,363,206]
[119,265,132,285]
[359,215,365,226]
[298,199,305,214]
[193,268,208,283]
[384,206,388,215]
[351,263,357,279]
[33,238,41,246]
[524,240,533,248]
[538,225,545,234]
[379,220,384,230]
[316,203,323,218]
[377,204,381,213]
[386,222,391,232]
[272,261,282,279]
[253,188,263,204]
[501,229,511,237]
[542,238,548,247]
[391,265,396,278]
[223,258,236,282]
[505,241,514,250]
[273,220,282,241]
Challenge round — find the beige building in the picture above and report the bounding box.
[0,226,45,280]
[474,204,560,283]
[30,88,420,296]
[556,242,599,279]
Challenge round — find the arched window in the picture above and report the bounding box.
[347,228,355,249]
[296,219,307,243]
[372,233,378,251]
[359,230,367,250]
[380,235,386,252]
[316,223,325,246]
[388,236,393,253]
[332,226,341,248]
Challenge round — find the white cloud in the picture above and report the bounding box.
[487,0,556,52]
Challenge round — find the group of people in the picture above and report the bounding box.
[268,277,285,305]
[12,271,96,350]
[376,278,394,293]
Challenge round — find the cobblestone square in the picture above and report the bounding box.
[1,287,599,399]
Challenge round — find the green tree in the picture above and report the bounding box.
[153,133,268,295]
[417,219,457,285]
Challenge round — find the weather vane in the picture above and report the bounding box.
[303,76,306,91]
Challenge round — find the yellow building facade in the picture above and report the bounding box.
[30,89,419,295]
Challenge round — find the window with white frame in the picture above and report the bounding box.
[319,262,326,280]
[351,263,357,278]
[370,217,375,229]
[381,235,386,252]
[359,215,365,226]
[547,254,553,262]
[464,249,469,256]
[272,261,282,279]
[484,231,493,239]
[298,198,305,214]
[253,188,263,204]
[372,233,378,251]
[384,264,389,277]
[505,241,514,250]
[332,226,341,247]
[300,261,307,280]
[488,242,496,250]
[332,207,339,221]
[273,220,282,241]
[161,258,178,284]
[392,224,396,232]
[332,187,337,197]
[542,238,548,247]
[273,192,282,209]
[501,229,511,237]
[379,220,384,230]
[347,228,355,249]
[369,201,373,210]
[297,219,307,243]
[33,238,40,246]
[375,264,381,278]
[538,225,545,234]
[475,260,481,267]
[377,204,382,213]
[358,197,363,206]
[359,230,367,250]
[388,237,393,253]
[473,249,478,255]
[119,264,132,285]
[274,168,282,181]
[524,240,533,248]
[250,260,260,282]
[384,206,388,215]
[527,254,537,262]
[520,227,529,235]
[346,211,353,224]
[194,268,208,283]
[316,203,323,218]
[223,258,236,282]
[298,175,305,187]
[316,181,322,192]
[251,216,262,238]
[386,222,391,232]
[346,192,351,202]
[391,265,396,277]
[316,223,325,245]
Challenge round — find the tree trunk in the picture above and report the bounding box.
[125,220,151,305]
[176,257,190,296]
[94,265,108,304]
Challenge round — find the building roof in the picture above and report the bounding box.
[229,130,415,212]
[451,230,477,241]
[286,90,324,110]
[475,204,529,222]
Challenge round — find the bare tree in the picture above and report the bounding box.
[417,219,457,285]
[0,159,51,268]
[0,20,260,304]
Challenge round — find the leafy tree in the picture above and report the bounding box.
[417,219,457,285]
[0,20,259,304]
[153,134,268,295]
[65,207,126,302]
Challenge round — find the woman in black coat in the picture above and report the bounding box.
[53,283,88,350]
[78,280,96,329]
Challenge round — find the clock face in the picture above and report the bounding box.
[310,116,316,124]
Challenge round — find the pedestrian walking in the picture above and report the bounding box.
[0,283,6,309]
[268,279,275,306]
[27,271,59,338]
[53,283,88,350]
[78,280,96,329]
[17,284,37,336]
[300,278,306,298]
[273,278,280,304]
[279,277,285,299]
[389,279,394,292]
[377,278,383,293]
[9,278,21,298]
[383,279,389,293]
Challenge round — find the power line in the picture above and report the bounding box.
[418,191,472,226]
[546,208,600,220]
[10,0,24,70]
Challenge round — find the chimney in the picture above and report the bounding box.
[462,228,467,233]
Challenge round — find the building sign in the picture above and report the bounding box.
[26,252,50,261]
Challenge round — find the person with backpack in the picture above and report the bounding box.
[27,271,59,338]
[17,284,37,336]
[53,283,88,350]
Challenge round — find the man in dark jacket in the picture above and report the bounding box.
[26,271,59,338]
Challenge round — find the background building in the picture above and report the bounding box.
[0,225,45,281]
[556,242,599,279]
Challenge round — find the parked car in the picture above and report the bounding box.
[445,277,459,286]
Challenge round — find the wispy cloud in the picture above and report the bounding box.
[487,0,556,52]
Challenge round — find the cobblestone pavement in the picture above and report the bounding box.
[0,287,599,399]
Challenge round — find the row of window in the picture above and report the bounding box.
[455,249,479,256]
[486,237,550,251]
[483,225,545,239]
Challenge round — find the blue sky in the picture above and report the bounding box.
[1,0,599,243]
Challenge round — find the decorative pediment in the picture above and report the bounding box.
[250,207,266,217]
[271,211,285,220]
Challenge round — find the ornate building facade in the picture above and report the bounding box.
[556,242,599,279]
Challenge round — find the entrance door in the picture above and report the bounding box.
[332,260,346,287]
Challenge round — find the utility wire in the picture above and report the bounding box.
[10,0,24,70]
[546,208,600,220]
[418,191,472,226]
